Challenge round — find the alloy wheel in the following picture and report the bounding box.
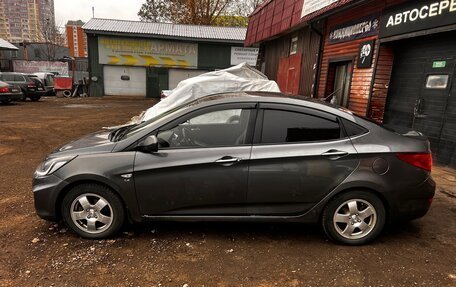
[333,199,377,240]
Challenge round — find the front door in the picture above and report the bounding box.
[134,104,256,215]
[247,104,359,215]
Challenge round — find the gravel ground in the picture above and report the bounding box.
[0,96,455,287]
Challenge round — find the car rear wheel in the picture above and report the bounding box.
[322,191,386,245]
[61,184,125,239]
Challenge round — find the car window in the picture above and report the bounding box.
[46,75,54,86]
[341,118,368,137]
[188,109,242,125]
[14,75,25,82]
[157,108,251,149]
[260,109,343,144]
[1,74,15,82]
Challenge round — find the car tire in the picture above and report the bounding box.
[61,183,125,239]
[322,190,386,245]
[21,90,27,101]
[30,96,41,102]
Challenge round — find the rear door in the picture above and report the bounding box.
[247,104,359,215]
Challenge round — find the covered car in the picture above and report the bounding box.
[141,63,281,121]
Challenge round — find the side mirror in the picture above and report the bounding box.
[137,135,158,153]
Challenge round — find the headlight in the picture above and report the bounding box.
[35,156,77,178]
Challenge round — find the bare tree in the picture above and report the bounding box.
[138,0,263,26]
[36,19,65,61]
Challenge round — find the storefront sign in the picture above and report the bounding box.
[98,36,198,68]
[433,61,447,68]
[301,0,339,18]
[329,14,380,44]
[357,40,375,68]
[230,47,259,66]
[379,0,456,38]
[13,60,68,76]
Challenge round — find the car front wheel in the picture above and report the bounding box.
[61,184,125,239]
[322,191,386,245]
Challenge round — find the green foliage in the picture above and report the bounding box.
[138,0,262,27]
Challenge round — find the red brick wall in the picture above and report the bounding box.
[368,45,394,123]
[317,0,407,116]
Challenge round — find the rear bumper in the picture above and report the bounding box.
[389,176,436,221]
[26,90,46,97]
[0,93,22,101]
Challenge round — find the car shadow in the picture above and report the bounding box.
[0,101,23,107]
[126,221,324,243]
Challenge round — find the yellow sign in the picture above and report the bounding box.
[98,36,198,68]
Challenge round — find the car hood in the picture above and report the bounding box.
[52,130,116,156]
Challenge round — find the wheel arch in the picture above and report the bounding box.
[321,186,391,224]
[55,179,127,221]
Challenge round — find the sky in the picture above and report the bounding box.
[54,0,144,26]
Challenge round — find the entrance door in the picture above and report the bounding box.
[413,59,455,165]
[384,32,456,166]
[103,66,146,96]
[327,61,353,107]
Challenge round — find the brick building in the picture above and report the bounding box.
[66,20,87,58]
[0,0,55,42]
[246,0,456,166]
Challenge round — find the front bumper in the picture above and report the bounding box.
[32,174,68,221]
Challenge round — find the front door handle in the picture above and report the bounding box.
[215,156,241,166]
[321,150,349,160]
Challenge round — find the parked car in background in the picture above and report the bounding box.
[32,72,56,96]
[32,92,435,245]
[0,80,23,104]
[0,72,45,101]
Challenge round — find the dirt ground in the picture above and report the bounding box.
[0,96,455,287]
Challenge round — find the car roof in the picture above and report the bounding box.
[188,91,358,121]
[0,72,27,76]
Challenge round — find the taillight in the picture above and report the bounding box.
[28,84,36,88]
[0,87,9,93]
[396,153,433,171]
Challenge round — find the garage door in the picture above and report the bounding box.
[384,31,456,167]
[168,69,208,90]
[103,66,146,96]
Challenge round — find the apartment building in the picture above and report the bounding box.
[0,0,55,43]
[66,20,87,57]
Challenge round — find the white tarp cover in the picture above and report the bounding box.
[141,63,280,121]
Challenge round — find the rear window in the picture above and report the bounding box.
[261,109,344,144]
[341,119,368,137]
[0,74,15,81]
[14,75,25,82]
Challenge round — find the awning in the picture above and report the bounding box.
[0,38,18,50]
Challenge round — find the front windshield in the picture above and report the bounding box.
[119,102,191,140]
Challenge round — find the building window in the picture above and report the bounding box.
[426,75,449,89]
[290,37,298,55]
[34,49,41,58]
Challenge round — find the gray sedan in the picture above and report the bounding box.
[32,92,435,245]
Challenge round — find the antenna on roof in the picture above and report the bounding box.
[92,6,95,18]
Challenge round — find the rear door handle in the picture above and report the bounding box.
[321,150,349,160]
[215,156,241,166]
